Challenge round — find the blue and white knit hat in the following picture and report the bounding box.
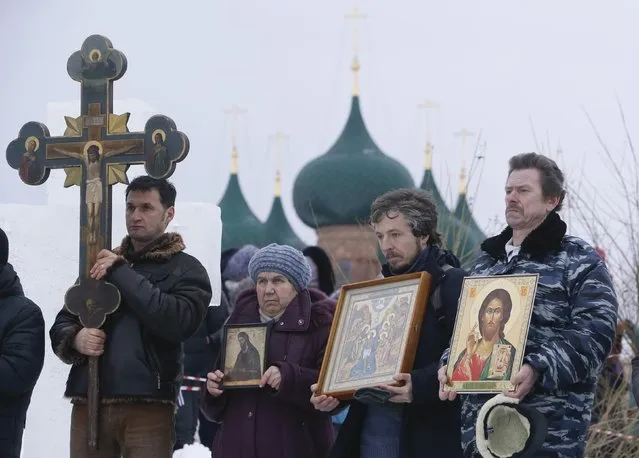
[248,243,311,292]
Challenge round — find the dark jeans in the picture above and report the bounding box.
[70,403,175,458]
[174,391,199,449]
[174,391,219,451]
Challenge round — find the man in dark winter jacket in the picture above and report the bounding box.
[174,292,229,451]
[0,227,45,458]
[311,188,466,458]
[49,176,212,458]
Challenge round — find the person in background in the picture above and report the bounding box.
[220,248,238,302]
[303,245,336,297]
[202,243,336,458]
[174,292,230,452]
[222,244,260,306]
[0,227,45,458]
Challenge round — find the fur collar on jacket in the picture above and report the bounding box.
[481,211,567,261]
[113,232,185,263]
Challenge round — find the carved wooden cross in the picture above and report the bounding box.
[5,34,190,451]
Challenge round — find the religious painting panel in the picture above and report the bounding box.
[220,323,270,389]
[443,274,539,394]
[316,272,431,400]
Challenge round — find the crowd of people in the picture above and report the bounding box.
[0,152,632,458]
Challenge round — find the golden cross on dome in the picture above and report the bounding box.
[453,128,475,194]
[269,131,289,196]
[345,6,368,95]
[418,100,440,169]
[224,104,247,173]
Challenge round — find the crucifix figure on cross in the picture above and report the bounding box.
[5,34,190,451]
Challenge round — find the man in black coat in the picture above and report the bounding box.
[311,188,466,458]
[174,292,229,451]
[0,227,45,458]
[49,176,212,458]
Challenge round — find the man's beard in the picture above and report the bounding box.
[482,323,499,341]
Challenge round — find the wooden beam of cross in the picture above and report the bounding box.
[5,34,190,451]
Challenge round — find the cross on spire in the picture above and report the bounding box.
[269,131,289,197]
[345,5,368,96]
[453,128,475,194]
[224,104,247,174]
[418,100,440,169]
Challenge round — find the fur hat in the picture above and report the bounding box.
[476,394,548,458]
[248,243,311,292]
[0,227,8,266]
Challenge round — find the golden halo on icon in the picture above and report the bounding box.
[83,140,103,156]
[24,136,40,151]
[151,129,167,143]
[89,49,102,62]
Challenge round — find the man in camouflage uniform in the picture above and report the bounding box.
[438,152,618,458]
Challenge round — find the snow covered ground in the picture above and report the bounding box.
[0,197,221,458]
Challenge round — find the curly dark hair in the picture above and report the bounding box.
[370,188,443,246]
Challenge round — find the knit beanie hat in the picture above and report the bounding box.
[476,394,548,458]
[223,244,260,281]
[0,227,8,266]
[248,243,311,292]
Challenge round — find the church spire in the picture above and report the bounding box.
[418,100,439,170]
[270,131,288,197]
[453,128,475,195]
[224,104,247,174]
[346,6,367,96]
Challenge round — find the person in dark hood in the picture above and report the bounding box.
[0,227,45,458]
[311,188,466,458]
[303,245,336,297]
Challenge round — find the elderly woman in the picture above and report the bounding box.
[201,243,336,458]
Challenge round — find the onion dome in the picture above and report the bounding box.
[293,58,414,228]
[218,146,265,251]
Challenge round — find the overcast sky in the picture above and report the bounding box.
[1,0,638,245]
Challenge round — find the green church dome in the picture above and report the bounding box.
[218,148,266,251]
[264,175,306,250]
[293,96,414,228]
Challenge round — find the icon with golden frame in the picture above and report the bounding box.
[443,274,538,394]
[315,271,432,400]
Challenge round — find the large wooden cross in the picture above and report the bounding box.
[5,34,190,451]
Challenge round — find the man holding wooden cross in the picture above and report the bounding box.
[50,176,212,457]
[5,35,212,457]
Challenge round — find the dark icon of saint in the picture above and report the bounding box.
[229,332,262,381]
[81,48,117,79]
[148,130,169,177]
[20,137,40,184]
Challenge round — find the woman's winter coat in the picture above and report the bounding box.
[201,287,336,458]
